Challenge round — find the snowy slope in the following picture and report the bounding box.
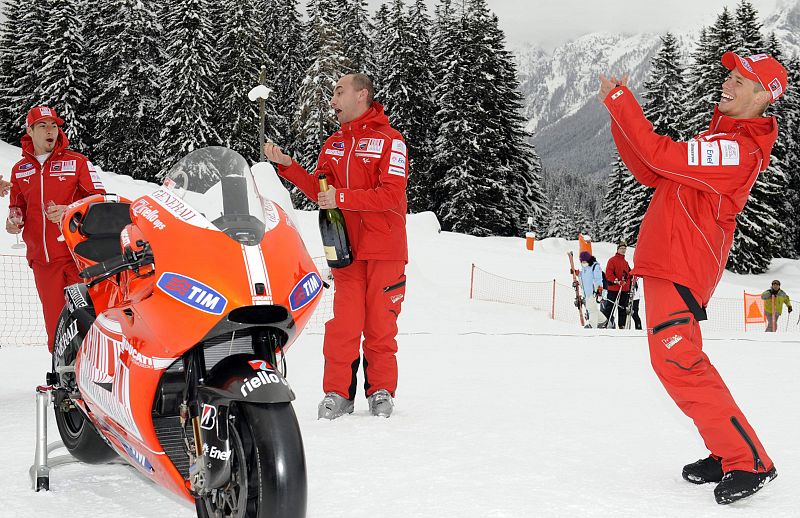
[1,142,799,517]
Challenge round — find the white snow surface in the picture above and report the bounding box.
[1,142,799,517]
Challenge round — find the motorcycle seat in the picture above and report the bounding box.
[74,201,132,262]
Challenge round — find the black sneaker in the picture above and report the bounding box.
[682,456,723,484]
[714,467,778,504]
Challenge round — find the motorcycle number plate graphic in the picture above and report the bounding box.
[289,272,322,311]
[157,272,227,315]
[200,404,217,430]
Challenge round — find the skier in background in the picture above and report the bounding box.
[761,280,792,332]
[577,251,603,328]
[599,51,787,504]
[600,241,631,328]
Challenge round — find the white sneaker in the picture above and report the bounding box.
[367,389,394,418]
[317,392,354,420]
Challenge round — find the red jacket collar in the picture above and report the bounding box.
[707,107,778,167]
[20,128,70,163]
[340,102,390,135]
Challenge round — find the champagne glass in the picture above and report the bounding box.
[8,207,25,249]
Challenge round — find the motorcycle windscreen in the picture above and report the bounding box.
[164,147,267,245]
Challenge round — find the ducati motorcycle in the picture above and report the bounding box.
[49,147,321,517]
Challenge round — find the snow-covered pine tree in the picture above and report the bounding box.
[0,0,25,142]
[544,201,574,239]
[373,0,437,214]
[262,0,305,153]
[35,0,91,153]
[479,1,548,234]
[734,0,766,55]
[403,0,438,213]
[291,0,350,208]
[157,0,221,175]
[778,55,800,257]
[727,3,788,271]
[214,0,276,164]
[572,209,590,237]
[618,33,684,245]
[91,0,162,180]
[370,4,391,91]
[335,0,373,74]
[432,0,545,236]
[682,9,737,134]
[597,154,627,243]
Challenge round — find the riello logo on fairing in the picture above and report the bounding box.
[156,272,227,315]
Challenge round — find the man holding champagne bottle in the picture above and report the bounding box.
[264,73,408,419]
[3,106,106,352]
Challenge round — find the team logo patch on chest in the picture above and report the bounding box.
[50,160,77,175]
[332,141,345,150]
[357,138,384,154]
[16,169,35,179]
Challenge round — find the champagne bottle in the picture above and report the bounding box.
[318,174,352,268]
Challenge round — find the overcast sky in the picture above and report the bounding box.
[366,0,784,51]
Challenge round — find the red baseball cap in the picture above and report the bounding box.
[721,52,788,103]
[26,106,64,127]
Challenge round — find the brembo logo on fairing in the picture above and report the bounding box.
[157,272,227,315]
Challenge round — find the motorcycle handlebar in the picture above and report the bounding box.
[79,254,128,279]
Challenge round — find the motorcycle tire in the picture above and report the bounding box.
[196,402,307,518]
[54,398,118,464]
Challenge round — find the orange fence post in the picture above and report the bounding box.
[469,263,475,300]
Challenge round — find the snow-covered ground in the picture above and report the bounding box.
[1,142,799,517]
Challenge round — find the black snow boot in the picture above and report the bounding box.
[682,456,723,484]
[714,466,777,504]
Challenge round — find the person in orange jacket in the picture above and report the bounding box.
[2,106,106,352]
[264,73,407,419]
[599,52,787,504]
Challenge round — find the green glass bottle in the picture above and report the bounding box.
[318,174,352,268]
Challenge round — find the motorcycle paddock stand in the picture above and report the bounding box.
[29,385,77,491]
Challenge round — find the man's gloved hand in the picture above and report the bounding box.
[596,286,603,297]
[572,280,579,288]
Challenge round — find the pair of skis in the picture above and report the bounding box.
[567,252,586,327]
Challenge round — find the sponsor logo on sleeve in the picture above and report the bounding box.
[687,140,699,166]
[325,148,344,156]
[157,272,227,314]
[289,272,322,311]
[719,140,740,166]
[391,139,407,156]
[87,161,97,172]
[389,152,406,168]
[701,141,720,166]
[611,89,624,100]
[388,166,405,177]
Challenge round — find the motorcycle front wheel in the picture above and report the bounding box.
[196,402,307,518]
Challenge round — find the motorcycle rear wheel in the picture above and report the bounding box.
[196,402,307,518]
[53,396,118,464]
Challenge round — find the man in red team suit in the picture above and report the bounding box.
[3,106,106,351]
[599,52,787,504]
[264,73,408,419]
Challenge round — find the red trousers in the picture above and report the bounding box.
[643,276,773,473]
[31,258,80,352]
[323,259,405,399]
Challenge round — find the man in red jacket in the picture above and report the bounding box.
[264,73,407,419]
[601,240,632,328]
[599,53,787,504]
[3,106,106,352]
